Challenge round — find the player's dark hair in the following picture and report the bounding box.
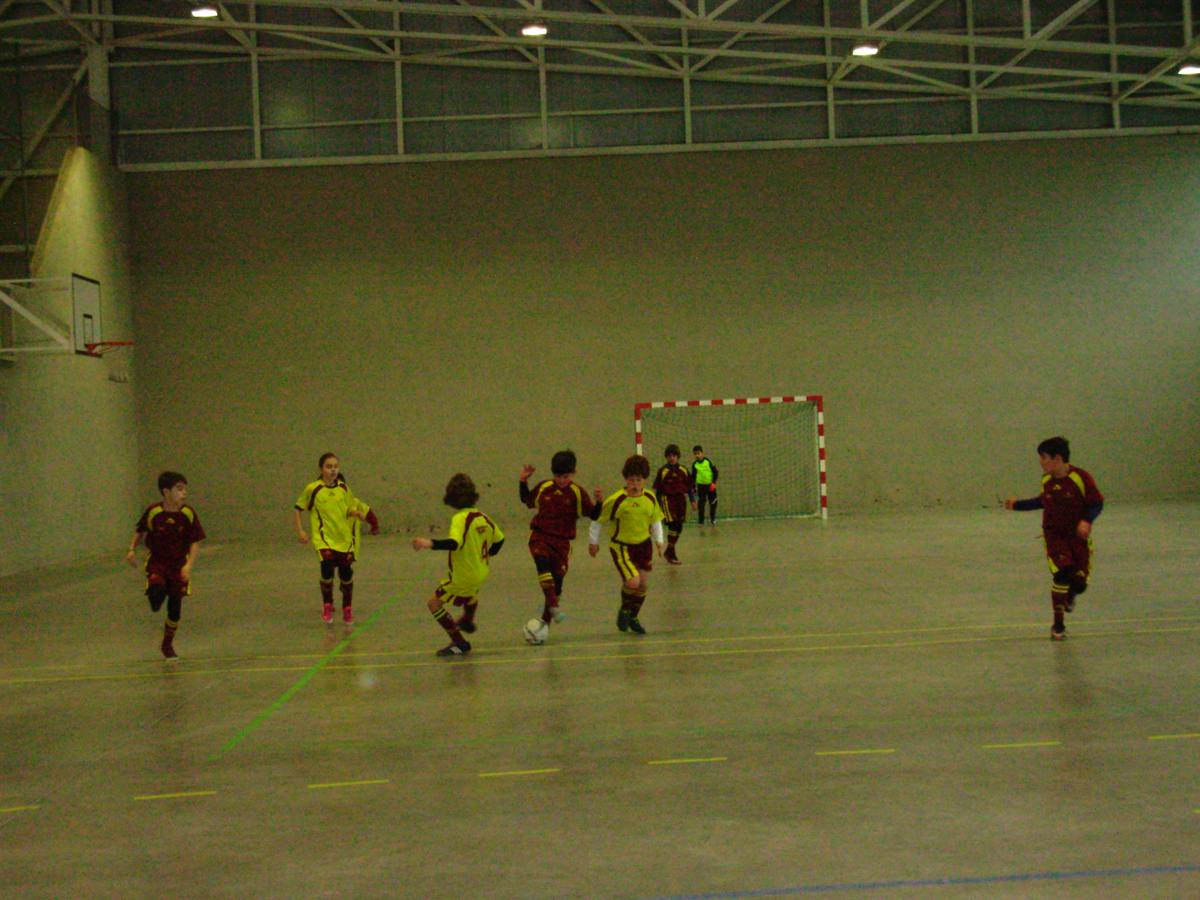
[318,451,338,470]
[443,473,479,509]
[551,450,577,476]
[157,471,187,492]
[692,445,703,453]
[664,444,680,458]
[1037,436,1070,462]
[622,455,651,479]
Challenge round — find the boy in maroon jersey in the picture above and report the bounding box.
[519,450,602,631]
[125,471,206,659]
[653,444,694,565]
[1004,436,1104,641]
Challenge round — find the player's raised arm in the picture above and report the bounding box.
[519,465,537,505]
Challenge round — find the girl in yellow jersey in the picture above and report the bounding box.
[413,473,505,657]
[588,455,667,635]
[294,452,379,624]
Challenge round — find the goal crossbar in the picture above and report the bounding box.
[634,394,827,519]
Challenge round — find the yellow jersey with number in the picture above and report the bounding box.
[440,508,504,595]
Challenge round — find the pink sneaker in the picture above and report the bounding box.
[343,605,354,624]
[322,602,334,624]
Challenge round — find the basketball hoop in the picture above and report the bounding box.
[83,341,134,357]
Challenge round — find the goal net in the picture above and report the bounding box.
[635,395,827,519]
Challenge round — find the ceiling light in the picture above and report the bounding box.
[521,21,548,37]
[191,3,219,17]
[852,42,880,57]
[1179,63,1200,76]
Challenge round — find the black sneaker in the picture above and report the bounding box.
[436,641,472,657]
[457,621,477,633]
[627,617,646,635]
[617,609,630,632]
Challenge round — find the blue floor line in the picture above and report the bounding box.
[652,863,1200,898]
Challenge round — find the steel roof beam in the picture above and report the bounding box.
[43,6,1190,60]
[975,0,1100,91]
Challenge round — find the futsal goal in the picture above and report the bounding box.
[634,395,827,519]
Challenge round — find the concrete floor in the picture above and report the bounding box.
[1,502,1198,898]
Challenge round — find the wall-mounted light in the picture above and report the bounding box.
[851,42,880,57]
[191,2,219,17]
[521,22,548,37]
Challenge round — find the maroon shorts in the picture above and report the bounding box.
[319,549,356,566]
[528,531,572,577]
[660,493,688,524]
[146,558,190,596]
[610,539,653,580]
[1045,534,1091,576]
[434,586,476,607]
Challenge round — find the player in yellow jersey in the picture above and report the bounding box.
[412,473,505,657]
[294,452,379,624]
[589,455,666,635]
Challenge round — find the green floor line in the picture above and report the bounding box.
[210,597,401,761]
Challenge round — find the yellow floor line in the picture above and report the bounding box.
[307,779,390,790]
[6,618,1200,685]
[981,740,1062,750]
[11,612,1197,673]
[477,768,560,779]
[1147,733,1200,741]
[133,790,217,801]
[815,748,896,757]
[647,756,728,765]
[9,624,1200,686]
[0,805,40,813]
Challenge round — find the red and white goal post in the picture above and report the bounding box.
[634,395,828,520]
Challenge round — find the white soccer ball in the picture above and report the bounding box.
[523,617,548,645]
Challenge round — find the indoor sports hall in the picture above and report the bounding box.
[2,2,1198,897]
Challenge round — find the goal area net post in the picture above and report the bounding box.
[634,395,827,520]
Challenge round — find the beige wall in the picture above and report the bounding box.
[126,136,1200,539]
[0,148,136,576]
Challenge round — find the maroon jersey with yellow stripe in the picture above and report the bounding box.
[653,463,693,498]
[522,479,595,539]
[136,503,206,567]
[1038,466,1103,538]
